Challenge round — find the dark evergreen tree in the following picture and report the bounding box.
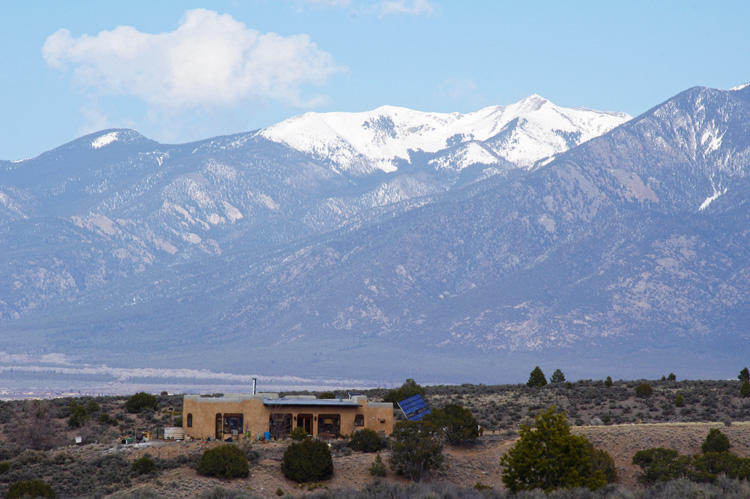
[197,445,249,479]
[500,406,608,492]
[383,379,426,404]
[741,380,750,397]
[527,366,547,387]
[388,421,444,482]
[550,369,566,383]
[739,367,750,382]
[349,428,384,452]
[702,428,731,454]
[423,404,479,445]
[125,392,158,413]
[282,438,333,482]
[604,376,613,388]
[635,383,653,398]
[675,393,685,407]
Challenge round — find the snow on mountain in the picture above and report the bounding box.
[259,96,631,173]
[91,131,120,149]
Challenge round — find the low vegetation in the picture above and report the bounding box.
[282,438,333,483]
[500,406,615,492]
[1,375,750,496]
[197,444,249,479]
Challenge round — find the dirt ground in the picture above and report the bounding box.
[63,421,750,498]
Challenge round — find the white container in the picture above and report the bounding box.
[164,427,184,440]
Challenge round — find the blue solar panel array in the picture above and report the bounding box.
[398,394,431,421]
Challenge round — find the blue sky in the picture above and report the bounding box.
[1,0,748,160]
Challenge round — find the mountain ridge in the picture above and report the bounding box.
[1,85,749,384]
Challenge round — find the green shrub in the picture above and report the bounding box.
[702,428,731,454]
[423,404,479,445]
[635,383,653,398]
[383,379,425,404]
[675,393,685,407]
[6,479,56,498]
[500,406,607,492]
[632,447,690,484]
[604,376,613,388]
[96,413,119,426]
[388,421,443,482]
[0,461,10,473]
[586,442,618,484]
[318,391,336,399]
[290,427,309,441]
[349,428,383,452]
[132,455,157,475]
[282,439,333,483]
[125,392,158,413]
[369,453,387,477]
[197,445,249,479]
[67,401,89,428]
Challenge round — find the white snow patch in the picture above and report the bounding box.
[184,232,202,244]
[699,188,727,211]
[428,142,499,171]
[223,201,243,222]
[701,127,724,153]
[91,132,119,149]
[254,193,280,211]
[730,82,750,91]
[153,238,178,255]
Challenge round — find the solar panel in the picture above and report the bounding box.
[398,394,431,421]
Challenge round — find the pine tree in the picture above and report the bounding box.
[550,369,566,383]
[604,376,613,388]
[527,366,547,387]
[741,380,750,398]
[739,367,750,382]
[500,406,608,492]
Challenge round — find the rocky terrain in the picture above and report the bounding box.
[1,86,750,384]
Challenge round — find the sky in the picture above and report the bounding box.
[1,0,748,161]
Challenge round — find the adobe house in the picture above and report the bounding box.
[183,392,394,440]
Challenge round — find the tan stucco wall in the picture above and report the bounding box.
[183,393,394,440]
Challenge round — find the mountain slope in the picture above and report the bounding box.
[2,87,749,383]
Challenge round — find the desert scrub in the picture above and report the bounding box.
[349,429,384,452]
[282,439,333,483]
[197,445,249,479]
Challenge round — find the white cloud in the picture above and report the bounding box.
[437,78,477,100]
[299,0,352,7]
[43,9,347,111]
[378,0,435,16]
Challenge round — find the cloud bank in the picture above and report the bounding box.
[43,9,346,110]
[378,0,435,16]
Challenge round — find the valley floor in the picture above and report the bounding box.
[70,421,750,498]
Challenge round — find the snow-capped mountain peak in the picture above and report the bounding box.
[259,96,631,173]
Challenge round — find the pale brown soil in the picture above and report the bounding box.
[66,421,750,498]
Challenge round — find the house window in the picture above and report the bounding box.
[317,414,341,436]
[269,413,292,439]
[354,414,364,427]
[222,413,244,435]
[187,414,193,428]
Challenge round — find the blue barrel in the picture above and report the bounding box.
[264,431,271,441]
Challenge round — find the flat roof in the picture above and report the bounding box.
[263,398,361,407]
